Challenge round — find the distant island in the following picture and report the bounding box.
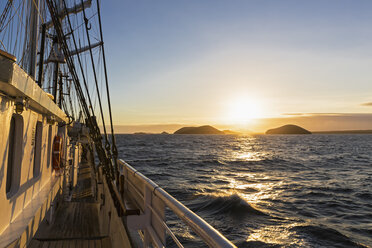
[174,125,225,135]
[266,124,311,134]
[223,130,241,135]
[313,130,372,134]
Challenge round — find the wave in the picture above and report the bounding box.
[290,225,367,248]
[202,159,228,166]
[189,194,267,217]
[234,240,281,248]
[229,157,288,166]
[349,227,372,238]
[354,192,372,201]
[189,159,227,167]
[308,186,355,194]
[302,191,332,198]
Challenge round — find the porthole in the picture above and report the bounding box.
[6,114,23,197]
[47,125,52,169]
[33,121,43,178]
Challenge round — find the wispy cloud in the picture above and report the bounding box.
[361,102,372,107]
[281,113,350,117]
[281,113,305,116]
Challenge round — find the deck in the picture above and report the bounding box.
[28,157,111,248]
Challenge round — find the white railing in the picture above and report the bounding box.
[117,159,236,248]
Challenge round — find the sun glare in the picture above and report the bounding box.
[227,97,263,125]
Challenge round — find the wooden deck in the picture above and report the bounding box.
[29,158,111,248]
[28,237,111,248]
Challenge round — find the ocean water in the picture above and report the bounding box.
[116,134,372,247]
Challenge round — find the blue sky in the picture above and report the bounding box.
[99,0,372,129]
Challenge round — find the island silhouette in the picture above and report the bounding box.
[174,125,225,134]
[266,124,311,134]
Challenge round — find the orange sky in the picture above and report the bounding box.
[99,1,372,131]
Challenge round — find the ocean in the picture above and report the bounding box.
[116,134,372,247]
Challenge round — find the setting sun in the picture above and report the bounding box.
[227,97,263,125]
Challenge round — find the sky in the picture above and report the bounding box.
[98,0,372,132]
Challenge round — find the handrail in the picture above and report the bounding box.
[125,176,184,247]
[117,159,236,248]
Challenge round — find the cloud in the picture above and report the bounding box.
[282,112,372,117]
[361,102,372,107]
[281,113,305,116]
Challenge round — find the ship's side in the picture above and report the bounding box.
[0,50,79,247]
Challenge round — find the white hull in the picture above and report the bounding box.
[0,51,81,247]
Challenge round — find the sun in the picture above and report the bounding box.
[226,97,263,125]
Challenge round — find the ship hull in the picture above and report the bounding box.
[0,51,81,247]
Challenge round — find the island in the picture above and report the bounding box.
[174,125,225,135]
[266,124,311,134]
[133,132,151,135]
[223,130,241,135]
[313,130,372,134]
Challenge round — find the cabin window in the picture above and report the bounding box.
[6,114,23,197]
[47,125,52,168]
[33,121,43,177]
[6,117,16,194]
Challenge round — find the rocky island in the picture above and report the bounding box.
[266,124,311,134]
[223,130,241,135]
[174,125,225,135]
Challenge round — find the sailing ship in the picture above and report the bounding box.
[0,0,236,247]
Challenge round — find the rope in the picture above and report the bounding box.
[45,0,115,182]
[0,38,6,50]
[96,0,119,174]
[61,0,95,118]
[0,0,13,32]
[80,0,116,179]
[31,0,43,23]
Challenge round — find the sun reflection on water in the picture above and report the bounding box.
[225,174,281,204]
[196,142,297,245]
[235,152,263,161]
[246,223,307,246]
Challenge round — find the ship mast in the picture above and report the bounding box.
[45,0,92,106]
[28,0,40,78]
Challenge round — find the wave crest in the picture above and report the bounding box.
[190,194,267,217]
